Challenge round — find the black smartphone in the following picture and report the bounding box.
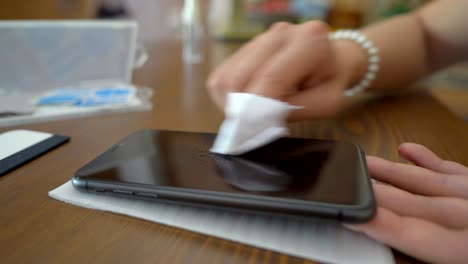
[72,129,375,222]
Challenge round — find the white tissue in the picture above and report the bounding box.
[210,93,300,155]
[49,181,394,264]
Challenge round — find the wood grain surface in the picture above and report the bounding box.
[1,11,468,264]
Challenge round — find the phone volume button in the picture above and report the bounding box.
[112,190,133,195]
[136,192,158,198]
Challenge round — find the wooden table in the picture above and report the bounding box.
[1,35,467,264]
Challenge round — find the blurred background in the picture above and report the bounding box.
[0,0,466,120]
[0,1,432,33]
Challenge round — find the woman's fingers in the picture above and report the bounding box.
[206,38,265,108]
[285,79,344,121]
[246,21,331,99]
[366,156,468,199]
[345,207,468,264]
[398,143,468,176]
[207,22,291,108]
[359,146,468,263]
[373,182,468,229]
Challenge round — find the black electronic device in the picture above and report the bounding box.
[72,130,375,222]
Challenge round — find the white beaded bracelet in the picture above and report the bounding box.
[329,30,380,96]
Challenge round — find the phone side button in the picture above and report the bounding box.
[113,190,133,195]
[136,192,158,199]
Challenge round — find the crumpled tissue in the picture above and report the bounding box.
[211,93,300,155]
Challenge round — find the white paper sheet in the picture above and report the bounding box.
[49,181,394,264]
[211,93,300,155]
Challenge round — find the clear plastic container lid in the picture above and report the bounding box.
[0,20,139,94]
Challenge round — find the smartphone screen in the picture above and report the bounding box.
[75,130,369,206]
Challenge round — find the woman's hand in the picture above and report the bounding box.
[207,21,366,121]
[346,143,468,264]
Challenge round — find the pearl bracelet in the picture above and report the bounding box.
[329,30,380,96]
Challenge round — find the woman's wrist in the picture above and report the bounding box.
[332,37,371,92]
